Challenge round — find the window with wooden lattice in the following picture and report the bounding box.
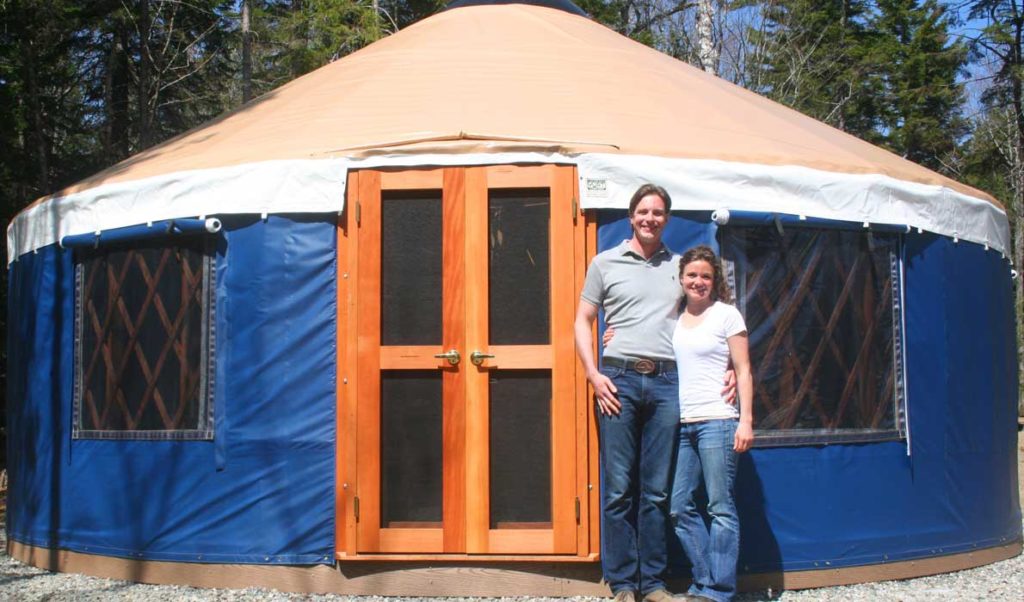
[720,227,905,446]
[73,238,214,439]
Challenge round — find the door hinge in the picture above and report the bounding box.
[575,497,581,524]
[354,496,360,522]
[355,201,362,226]
[571,197,578,224]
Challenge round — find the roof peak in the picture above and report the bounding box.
[445,0,588,18]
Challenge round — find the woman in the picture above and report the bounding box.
[670,245,753,602]
[603,245,753,602]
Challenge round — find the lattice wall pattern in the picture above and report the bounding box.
[75,240,210,436]
[723,228,899,438]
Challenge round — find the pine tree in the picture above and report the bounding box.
[748,0,884,140]
[245,0,386,99]
[871,0,967,173]
[0,1,106,204]
[379,0,446,30]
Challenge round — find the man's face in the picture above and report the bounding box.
[629,193,668,246]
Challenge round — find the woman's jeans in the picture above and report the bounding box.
[598,365,680,595]
[671,418,740,602]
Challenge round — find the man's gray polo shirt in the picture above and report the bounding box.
[580,240,681,361]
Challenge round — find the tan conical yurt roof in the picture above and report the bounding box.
[8,2,1009,260]
[52,3,991,198]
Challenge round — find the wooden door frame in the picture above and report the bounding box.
[335,164,599,561]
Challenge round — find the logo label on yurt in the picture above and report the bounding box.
[585,179,608,198]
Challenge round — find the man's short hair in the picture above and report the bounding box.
[628,183,672,215]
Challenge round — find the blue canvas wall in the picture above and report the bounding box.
[7,211,1019,570]
[6,215,337,564]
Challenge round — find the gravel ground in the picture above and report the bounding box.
[2,432,1021,601]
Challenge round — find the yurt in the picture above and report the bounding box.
[6,0,1020,595]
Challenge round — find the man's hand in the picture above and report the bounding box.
[734,422,754,453]
[577,301,622,416]
[721,369,737,404]
[590,371,621,416]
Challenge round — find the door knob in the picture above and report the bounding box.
[470,351,495,366]
[433,349,461,366]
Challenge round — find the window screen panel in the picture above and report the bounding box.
[721,227,903,446]
[381,370,443,527]
[381,191,443,346]
[489,370,552,528]
[74,237,214,439]
[488,190,550,345]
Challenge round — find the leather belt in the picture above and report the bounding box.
[603,356,676,376]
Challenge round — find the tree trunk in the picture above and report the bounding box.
[21,33,49,194]
[1011,3,1024,418]
[697,0,718,75]
[836,0,850,132]
[1015,137,1024,420]
[138,0,152,149]
[107,25,132,159]
[1011,180,1019,417]
[242,0,252,103]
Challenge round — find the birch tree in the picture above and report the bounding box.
[242,0,253,103]
[697,0,719,74]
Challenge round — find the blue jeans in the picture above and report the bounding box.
[671,419,740,602]
[598,364,680,594]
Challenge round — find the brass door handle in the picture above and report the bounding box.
[470,351,495,366]
[433,349,461,366]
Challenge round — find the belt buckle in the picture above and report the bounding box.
[633,359,656,375]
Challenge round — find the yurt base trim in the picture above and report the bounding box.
[742,539,1021,592]
[10,539,1021,596]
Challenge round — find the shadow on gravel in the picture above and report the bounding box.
[0,573,55,586]
[34,582,137,602]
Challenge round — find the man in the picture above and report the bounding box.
[574,183,683,602]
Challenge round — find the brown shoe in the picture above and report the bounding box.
[642,589,681,602]
[613,590,637,602]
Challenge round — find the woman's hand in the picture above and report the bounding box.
[602,326,616,347]
[734,422,754,453]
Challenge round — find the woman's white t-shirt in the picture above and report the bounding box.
[672,301,747,421]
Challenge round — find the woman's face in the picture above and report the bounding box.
[681,259,715,304]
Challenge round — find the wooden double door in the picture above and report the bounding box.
[337,165,592,557]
